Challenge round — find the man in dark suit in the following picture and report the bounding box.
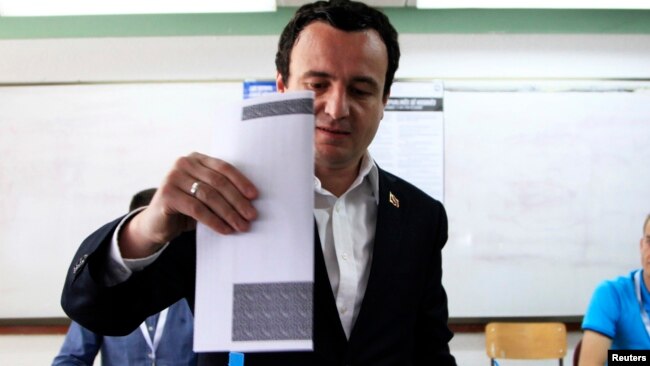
[61,1,457,365]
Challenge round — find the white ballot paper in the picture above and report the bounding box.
[194,91,315,352]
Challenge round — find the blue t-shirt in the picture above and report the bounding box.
[582,270,650,349]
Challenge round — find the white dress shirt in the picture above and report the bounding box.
[313,152,378,338]
[109,152,380,339]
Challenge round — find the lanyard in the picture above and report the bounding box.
[139,308,169,361]
[633,270,650,339]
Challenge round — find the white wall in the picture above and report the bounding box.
[1,34,649,83]
[1,31,647,361]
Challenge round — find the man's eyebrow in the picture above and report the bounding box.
[301,71,332,79]
[302,71,380,90]
[351,76,381,91]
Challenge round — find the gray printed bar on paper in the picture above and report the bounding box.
[232,282,312,341]
[241,98,313,121]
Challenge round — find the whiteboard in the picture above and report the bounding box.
[441,91,650,317]
[1,83,649,319]
[0,82,241,318]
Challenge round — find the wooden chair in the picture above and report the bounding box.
[485,322,567,365]
[573,338,583,366]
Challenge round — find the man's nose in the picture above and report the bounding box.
[324,86,350,120]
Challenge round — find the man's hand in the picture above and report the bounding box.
[119,152,259,258]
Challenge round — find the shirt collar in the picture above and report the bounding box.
[362,151,379,204]
[314,151,379,204]
[642,270,650,302]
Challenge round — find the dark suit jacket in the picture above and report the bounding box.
[61,168,456,366]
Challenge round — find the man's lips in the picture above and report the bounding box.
[316,126,351,135]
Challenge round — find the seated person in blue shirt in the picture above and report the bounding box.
[52,188,197,366]
[579,213,650,365]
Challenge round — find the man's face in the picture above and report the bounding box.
[277,21,389,173]
[641,220,650,278]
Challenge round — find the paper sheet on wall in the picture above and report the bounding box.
[194,91,315,352]
[369,81,445,202]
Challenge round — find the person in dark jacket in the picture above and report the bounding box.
[61,2,457,365]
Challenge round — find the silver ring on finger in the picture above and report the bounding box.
[190,181,201,198]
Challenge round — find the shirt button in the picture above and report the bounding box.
[340,307,347,314]
[148,326,154,332]
[341,253,348,261]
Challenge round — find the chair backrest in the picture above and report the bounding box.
[485,322,567,363]
[573,338,583,366]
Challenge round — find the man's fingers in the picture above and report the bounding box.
[178,177,252,233]
[192,152,259,200]
[168,153,258,233]
[188,153,258,221]
[167,183,236,235]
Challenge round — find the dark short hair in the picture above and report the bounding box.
[129,188,157,211]
[644,214,650,234]
[275,0,400,98]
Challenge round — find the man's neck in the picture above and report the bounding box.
[316,160,362,197]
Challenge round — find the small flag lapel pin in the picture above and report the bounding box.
[389,191,399,208]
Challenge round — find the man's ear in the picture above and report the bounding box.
[381,92,390,120]
[276,72,286,93]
